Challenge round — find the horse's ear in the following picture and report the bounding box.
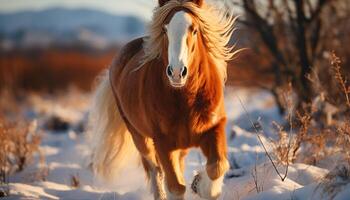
[159,0,169,7]
[191,0,204,7]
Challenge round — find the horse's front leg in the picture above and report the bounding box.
[128,129,166,200]
[192,118,229,200]
[154,140,186,200]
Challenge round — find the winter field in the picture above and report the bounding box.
[0,86,349,200]
[1,0,350,199]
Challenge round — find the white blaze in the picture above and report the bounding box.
[166,11,192,77]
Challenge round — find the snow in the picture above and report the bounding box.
[2,87,349,200]
[222,162,329,200]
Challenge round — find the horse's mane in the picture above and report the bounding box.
[142,0,239,83]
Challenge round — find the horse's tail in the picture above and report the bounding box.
[87,71,137,182]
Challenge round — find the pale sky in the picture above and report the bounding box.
[0,0,157,20]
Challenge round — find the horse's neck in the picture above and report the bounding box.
[184,55,224,133]
[185,54,223,108]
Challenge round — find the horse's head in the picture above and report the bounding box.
[160,0,204,88]
[143,0,237,89]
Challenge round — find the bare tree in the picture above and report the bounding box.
[225,0,344,113]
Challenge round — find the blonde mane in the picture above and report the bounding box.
[142,0,239,83]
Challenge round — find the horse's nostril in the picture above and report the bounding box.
[181,66,188,77]
[167,65,173,77]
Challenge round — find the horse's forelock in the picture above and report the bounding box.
[143,0,238,84]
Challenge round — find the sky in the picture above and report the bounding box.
[0,0,157,20]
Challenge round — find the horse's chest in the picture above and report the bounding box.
[157,96,219,136]
[156,108,219,148]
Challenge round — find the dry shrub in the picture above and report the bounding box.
[272,121,296,165]
[330,53,350,109]
[272,53,350,166]
[335,123,350,164]
[0,120,10,197]
[271,83,298,165]
[273,107,350,168]
[0,116,41,179]
[293,112,334,165]
[301,53,350,165]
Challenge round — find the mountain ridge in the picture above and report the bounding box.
[0,7,146,49]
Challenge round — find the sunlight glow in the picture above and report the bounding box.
[0,0,156,20]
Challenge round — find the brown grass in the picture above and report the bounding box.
[272,121,295,165]
[331,52,350,108]
[272,53,350,167]
[0,47,117,92]
[70,173,80,188]
[260,54,350,199]
[251,155,264,193]
[0,116,41,182]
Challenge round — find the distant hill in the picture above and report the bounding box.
[0,8,146,49]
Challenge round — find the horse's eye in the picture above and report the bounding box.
[193,29,197,35]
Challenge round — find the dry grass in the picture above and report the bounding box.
[251,155,264,193]
[271,83,297,165]
[70,173,80,188]
[335,123,350,164]
[0,116,41,194]
[272,53,350,168]
[331,53,350,108]
[0,47,115,92]
[271,121,296,165]
[255,53,350,200]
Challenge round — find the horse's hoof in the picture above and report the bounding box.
[191,173,201,194]
[191,171,224,200]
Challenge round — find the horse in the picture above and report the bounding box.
[88,0,238,199]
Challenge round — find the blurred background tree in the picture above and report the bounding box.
[222,0,350,114]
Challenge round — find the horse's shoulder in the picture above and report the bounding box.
[110,37,145,82]
[116,37,145,67]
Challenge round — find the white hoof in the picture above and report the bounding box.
[191,171,224,200]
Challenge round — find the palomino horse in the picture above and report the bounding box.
[89,0,238,199]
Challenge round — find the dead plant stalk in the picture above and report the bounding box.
[235,93,289,181]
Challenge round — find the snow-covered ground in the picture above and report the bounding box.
[2,87,349,200]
